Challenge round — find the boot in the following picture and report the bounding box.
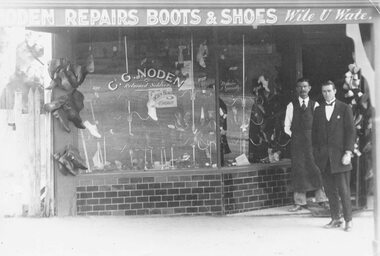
[53,109,71,132]
[43,97,67,113]
[54,151,71,175]
[59,153,77,175]
[65,145,87,170]
[62,90,86,129]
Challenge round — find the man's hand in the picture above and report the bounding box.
[342,151,352,165]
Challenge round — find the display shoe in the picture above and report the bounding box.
[53,151,69,175]
[63,90,86,129]
[53,109,71,133]
[56,162,69,175]
[53,151,62,161]
[344,221,353,232]
[65,63,80,88]
[65,145,87,170]
[83,120,101,138]
[67,111,86,129]
[147,100,158,121]
[324,219,343,229]
[288,205,306,212]
[56,151,72,175]
[47,58,64,80]
[59,155,77,176]
[58,69,75,91]
[43,97,66,113]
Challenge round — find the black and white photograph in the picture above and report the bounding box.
[0,1,379,255]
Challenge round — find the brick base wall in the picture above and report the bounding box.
[223,166,292,214]
[75,161,292,216]
[76,172,223,216]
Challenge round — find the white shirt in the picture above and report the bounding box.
[325,99,336,121]
[284,97,319,136]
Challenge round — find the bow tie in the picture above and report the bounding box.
[326,100,335,106]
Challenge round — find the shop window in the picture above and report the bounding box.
[76,28,217,172]
[73,26,296,173]
[216,27,290,167]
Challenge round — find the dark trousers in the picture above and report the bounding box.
[322,161,352,222]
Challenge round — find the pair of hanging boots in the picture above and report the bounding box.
[54,145,87,176]
[47,55,94,91]
[44,89,85,132]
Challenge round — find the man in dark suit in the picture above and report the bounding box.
[312,80,356,232]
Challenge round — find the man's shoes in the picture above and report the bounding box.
[344,221,353,232]
[324,219,343,229]
[318,202,330,210]
[288,205,306,212]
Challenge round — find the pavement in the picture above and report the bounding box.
[0,207,375,256]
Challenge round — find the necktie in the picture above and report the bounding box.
[301,100,306,110]
[326,100,335,106]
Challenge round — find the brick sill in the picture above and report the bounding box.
[76,159,291,179]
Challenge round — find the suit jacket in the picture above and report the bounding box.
[312,100,355,173]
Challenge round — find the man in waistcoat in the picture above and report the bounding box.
[312,80,355,231]
[284,78,327,212]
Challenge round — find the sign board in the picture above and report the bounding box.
[107,68,187,91]
[0,8,376,27]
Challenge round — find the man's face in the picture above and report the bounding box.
[296,81,311,99]
[321,84,336,102]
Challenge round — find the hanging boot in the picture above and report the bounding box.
[47,58,65,80]
[65,63,81,88]
[43,96,67,113]
[53,151,72,175]
[63,90,86,129]
[53,109,71,133]
[65,145,87,171]
[59,68,74,91]
[59,153,78,176]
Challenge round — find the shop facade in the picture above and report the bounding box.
[0,1,377,216]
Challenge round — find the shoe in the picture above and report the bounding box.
[53,109,71,133]
[288,205,306,212]
[318,202,330,210]
[344,221,353,232]
[43,98,66,112]
[324,219,342,229]
[83,121,101,138]
[65,145,87,170]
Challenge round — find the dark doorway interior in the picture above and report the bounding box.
[302,40,353,102]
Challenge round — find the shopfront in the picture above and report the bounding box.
[0,1,377,216]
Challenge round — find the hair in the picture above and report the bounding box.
[321,80,336,89]
[296,77,310,86]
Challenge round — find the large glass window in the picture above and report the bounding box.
[71,25,355,172]
[216,27,290,167]
[76,28,217,172]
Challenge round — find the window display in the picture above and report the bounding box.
[72,26,293,173]
[217,27,290,167]
[76,28,217,172]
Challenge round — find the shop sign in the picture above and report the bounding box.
[0,7,376,27]
[148,88,177,108]
[107,68,186,91]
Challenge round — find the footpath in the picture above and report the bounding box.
[0,206,374,256]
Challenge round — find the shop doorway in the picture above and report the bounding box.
[302,41,353,101]
[302,39,369,209]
